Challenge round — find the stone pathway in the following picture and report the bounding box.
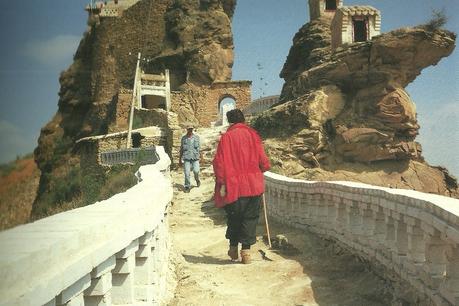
[167,127,394,306]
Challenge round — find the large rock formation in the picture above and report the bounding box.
[254,17,458,197]
[33,0,236,215]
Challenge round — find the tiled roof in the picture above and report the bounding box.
[338,5,380,16]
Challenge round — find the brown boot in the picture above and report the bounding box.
[228,246,238,261]
[240,249,251,264]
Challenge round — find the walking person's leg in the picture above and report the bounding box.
[224,200,243,260]
[183,160,191,192]
[192,160,200,187]
[239,195,262,264]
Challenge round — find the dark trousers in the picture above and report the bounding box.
[224,195,262,248]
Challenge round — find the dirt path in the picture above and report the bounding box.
[167,127,394,306]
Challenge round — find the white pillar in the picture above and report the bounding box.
[84,256,116,306]
[111,239,139,305]
[135,232,154,303]
[422,229,447,291]
[56,274,91,306]
[440,245,459,305]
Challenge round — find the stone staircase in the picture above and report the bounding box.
[195,125,226,169]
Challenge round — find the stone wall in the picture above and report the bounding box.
[134,109,169,129]
[111,90,132,132]
[265,172,459,305]
[78,128,168,176]
[0,151,173,306]
[90,0,172,101]
[171,81,252,127]
[308,0,344,20]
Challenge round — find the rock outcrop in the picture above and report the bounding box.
[33,0,236,215]
[150,0,235,87]
[254,19,458,197]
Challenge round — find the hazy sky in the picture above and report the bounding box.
[0,0,458,177]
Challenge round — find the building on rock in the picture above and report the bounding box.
[85,0,141,18]
[136,70,171,111]
[308,0,344,20]
[331,6,381,49]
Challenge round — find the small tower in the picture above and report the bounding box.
[308,0,343,21]
[331,6,381,49]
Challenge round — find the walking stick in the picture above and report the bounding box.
[262,193,272,248]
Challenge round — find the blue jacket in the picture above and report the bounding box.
[181,134,200,160]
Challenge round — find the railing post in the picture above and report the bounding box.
[421,228,447,292]
[135,232,154,303]
[382,213,396,267]
[326,194,339,235]
[335,201,347,242]
[84,256,116,306]
[111,239,139,304]
[441,245,459,305]
[394,215,408,273]
[56,275,91,306]
[157,219,170,297]
[346,200,362,250]
[359,202,374,256]
[151,222,169,302]
[371,207,386,257]
[405,217,426,285]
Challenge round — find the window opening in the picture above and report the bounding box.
[132,133,142,148]
[325,0,337,11]
[141,95,167,110]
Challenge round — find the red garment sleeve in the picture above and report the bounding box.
[212,135,226,184]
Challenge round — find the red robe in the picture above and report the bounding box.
[213,123,271,208]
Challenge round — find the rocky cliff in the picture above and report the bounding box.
[254,17,458,197]
[33,0,236,215]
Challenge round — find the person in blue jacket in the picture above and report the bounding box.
[179,124,201,193]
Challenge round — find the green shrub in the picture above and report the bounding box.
[81,164,138,205]
[51,167,82,206]
[98,165,138,200]
[81,170,105,205]
[133,116,144,129]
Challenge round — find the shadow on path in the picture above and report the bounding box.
[199,195,394,305]
[182,253,235,265]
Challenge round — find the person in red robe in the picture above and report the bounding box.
[213,109,270,264]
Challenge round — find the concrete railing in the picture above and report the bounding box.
[265,172,459,306]
[0,148,173,306]
[100,146,160,166]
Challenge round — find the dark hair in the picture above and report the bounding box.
[226,109,245,124]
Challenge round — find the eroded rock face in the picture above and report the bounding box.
[33,0,237,214]
[254,21,458,197]
[151,0,235,87]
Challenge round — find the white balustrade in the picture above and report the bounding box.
[0,147,172,306]
[265,171,459,306]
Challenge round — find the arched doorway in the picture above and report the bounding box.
[218,96,236,126]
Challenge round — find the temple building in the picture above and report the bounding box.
[331,6,381,49]
[308,0,344,20]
